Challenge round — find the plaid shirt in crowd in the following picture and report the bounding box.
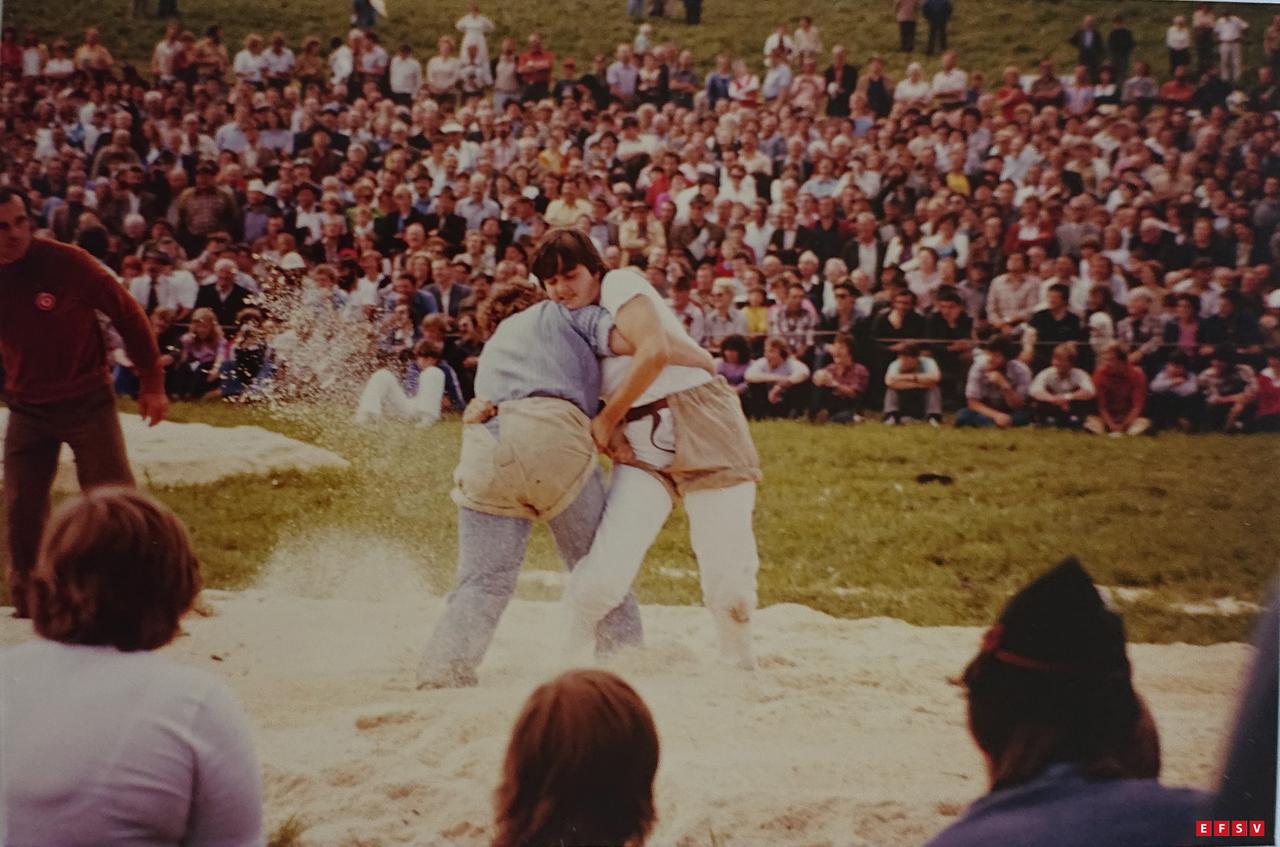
[768,306,817,354]
[1199,364,1258,404]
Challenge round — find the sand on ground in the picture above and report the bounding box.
[0,410,349,490]
[0,535,1252,847]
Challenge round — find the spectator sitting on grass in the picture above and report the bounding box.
[715,334,753,401]
[492,670,658,847]
[923,558,1206,847]
[1252,348,1280,433]
[810,334,869,424]
[883,341,943,426]
[1086,341,1151,436]
[1147,351,1202,433]
[353,338,447,426]
[1199,345,1258,433]
[745,335,811,419]
[956,336,1031,428]
[1029,342,1096,429]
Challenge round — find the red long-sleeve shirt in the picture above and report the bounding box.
[0,238,162,404]
[1092,363,1147,420]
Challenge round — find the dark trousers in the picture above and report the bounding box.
[156,0,177,15]
[1168,48,1191,75]
[684,0,701,24]
[899,21,917,52]
[1032,399,1092,429]
[1148,392,1202,431]
[4,386,134,615]
[809,387,862,422]
[1194,30,1215,75]
[925,19,947,55]
[747,382,808,419]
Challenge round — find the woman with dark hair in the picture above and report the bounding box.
[1,488,262,844]
[924,558,1205,847]
[493,669,659,847]
[716,333,752,399]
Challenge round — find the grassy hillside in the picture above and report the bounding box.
[3,0,1276,82]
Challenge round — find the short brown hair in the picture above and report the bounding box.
[31,488,201,652]
[477,282,546,337]
[493,670,659,847]
[529,227,608,285]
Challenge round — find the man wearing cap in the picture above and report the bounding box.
[176,161,239,254]
[925,558,1206,847]
[0,188,167,617]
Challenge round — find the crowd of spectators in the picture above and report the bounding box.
[2,5,1280,432]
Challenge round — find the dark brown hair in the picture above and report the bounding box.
[493,670,659,847]
[477,283,546,337]
[529,227,608,285]
[963,651,1157,791]
[31,487,202,652]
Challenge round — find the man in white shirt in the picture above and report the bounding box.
[130,252,198,320]
[389,44,423,102]
[1214,14,1249,81]
[930,50,967,106]
[262,33,295,87]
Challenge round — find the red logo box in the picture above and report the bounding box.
[1196,820,1268,838]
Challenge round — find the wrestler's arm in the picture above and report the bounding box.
[608,326,714,373]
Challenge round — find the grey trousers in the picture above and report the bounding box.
[883,385,943,417]
[419,466,643,680]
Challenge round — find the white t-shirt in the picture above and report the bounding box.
[0,639,263,846]
[599,267,711,407]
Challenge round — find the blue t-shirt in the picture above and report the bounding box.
[474,300,614,419]
[925,763,1207,847]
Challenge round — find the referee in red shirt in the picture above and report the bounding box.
[0,188,168,617]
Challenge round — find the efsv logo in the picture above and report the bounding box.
[1195,820,1267,838]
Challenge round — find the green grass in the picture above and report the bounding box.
[5,0,1276,82]
[8,397,1269,645]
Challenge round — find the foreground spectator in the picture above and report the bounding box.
[1086,341,1151,436]
[492,669,658,847]
[883,341,942,426]
[956,337,1031,428]
[1029,342,1096,429]
[0,488,262,844]
[745,336,810,419]
[924,558,1205,847]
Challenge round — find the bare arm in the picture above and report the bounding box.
[609,324,714,373]
[594,296,672,448]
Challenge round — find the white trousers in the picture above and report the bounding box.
[565,463,760,641]
[354,368,444,425]
[1220,41,1243,81]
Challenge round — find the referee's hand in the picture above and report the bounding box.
[137,392,170,427]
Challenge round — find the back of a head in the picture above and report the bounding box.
[493,669,659,847]
[32,487,201,652]
[478,282,546,338]
[963,558,1156,791]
